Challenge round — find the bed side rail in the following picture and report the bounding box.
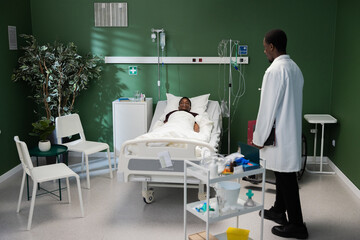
[119,137,216,159]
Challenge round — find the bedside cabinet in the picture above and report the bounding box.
[112,98,153,163]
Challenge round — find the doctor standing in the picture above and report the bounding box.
[252,29,308,239]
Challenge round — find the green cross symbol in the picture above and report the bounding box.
[129,66,137,75]
[246,189,254,199]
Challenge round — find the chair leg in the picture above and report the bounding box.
[17,171,26,213]
[107,148,113,179]
[66,177,71,203]
[114,154,118,170]
[27,181,38,230]
[81,152,85,173]
[75,175,84,217]
[85,155,90,189]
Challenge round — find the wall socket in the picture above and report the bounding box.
[310,129,317,133]
[332,139,336,147]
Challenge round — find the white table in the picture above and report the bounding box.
[304,114,337,174]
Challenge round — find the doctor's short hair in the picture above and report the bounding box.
[265,29,287,53]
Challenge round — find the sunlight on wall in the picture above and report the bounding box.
[89,27,165,100]
[90,27,149,56]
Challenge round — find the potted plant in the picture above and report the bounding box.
[29,118,55,151]
[12,34,103,122]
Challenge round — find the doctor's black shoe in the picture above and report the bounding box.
[259,207,287,225]
[271,223,308,239]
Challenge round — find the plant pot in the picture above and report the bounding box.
[38,140,51,152]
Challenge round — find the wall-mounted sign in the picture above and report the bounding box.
[129,66,137,75]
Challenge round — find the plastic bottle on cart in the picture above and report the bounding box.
[209,159,218,178]
[244,189,255,207]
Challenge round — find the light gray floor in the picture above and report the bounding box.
[1,157,360,240]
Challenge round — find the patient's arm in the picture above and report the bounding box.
[194,122,200,132]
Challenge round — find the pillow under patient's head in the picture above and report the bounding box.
[163,93,210,115]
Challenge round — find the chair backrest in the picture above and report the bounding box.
[14,136,34,176]
[55,114,86,144]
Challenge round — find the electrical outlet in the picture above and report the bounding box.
[332,140,336,147]
[310,129,317,133]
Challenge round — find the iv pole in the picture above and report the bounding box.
[151,28,164,101]
[226,39,240,154]
[228,39,232,155]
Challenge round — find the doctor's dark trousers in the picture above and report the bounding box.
[273,171,304,225]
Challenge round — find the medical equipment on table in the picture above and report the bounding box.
[209,159,218,179]
[244,189,255,207]
[214,181,241,206]
[227,227,250,240]
[117,99,222,203]
[195,202,215,213]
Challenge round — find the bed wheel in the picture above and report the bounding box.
[142,189,155,204]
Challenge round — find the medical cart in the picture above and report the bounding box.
[184,160,266,240]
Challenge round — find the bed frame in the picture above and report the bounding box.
[117,100,222,203]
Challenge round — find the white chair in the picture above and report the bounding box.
[55,113,113,189]
[14,136,84,230]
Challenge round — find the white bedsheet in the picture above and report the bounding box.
[136,111,214,144]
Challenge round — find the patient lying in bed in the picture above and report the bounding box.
[164,97,200,132]
[136,97,214,143]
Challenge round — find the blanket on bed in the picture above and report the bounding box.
[136,110,214,143]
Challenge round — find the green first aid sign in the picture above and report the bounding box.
[129,66,137,75]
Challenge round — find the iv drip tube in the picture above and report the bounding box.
[228,39,232,154]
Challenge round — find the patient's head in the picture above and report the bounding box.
[178,97,191,111]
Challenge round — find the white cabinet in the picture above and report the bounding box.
[112,98,153,160]
[184,160,266,240]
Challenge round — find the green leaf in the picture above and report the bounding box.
[13,34,103,122]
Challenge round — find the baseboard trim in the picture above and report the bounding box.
[306,156,360,200]
[326,158,360,200]
[0,164,22,184]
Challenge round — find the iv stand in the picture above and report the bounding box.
[151,28,164,101]
[228,39,232,155]
[226,39,240,154]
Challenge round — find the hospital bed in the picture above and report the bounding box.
[117,99,222,203]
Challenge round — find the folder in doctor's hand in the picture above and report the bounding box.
[247,120,276,147]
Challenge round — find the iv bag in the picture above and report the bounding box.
[160,32,165,50]
[220,100,230,117]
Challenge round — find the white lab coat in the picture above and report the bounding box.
[253,55,303,172]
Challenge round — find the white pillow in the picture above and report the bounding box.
[163,93,210,115]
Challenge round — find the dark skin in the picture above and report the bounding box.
[177,98,200,132]
[263,38,284,63]
[252,38,285,149]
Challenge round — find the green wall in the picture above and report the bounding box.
[29,0,337,152]
[329,0,360,188]
[0,0,33,175]
[3,0,349,187]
